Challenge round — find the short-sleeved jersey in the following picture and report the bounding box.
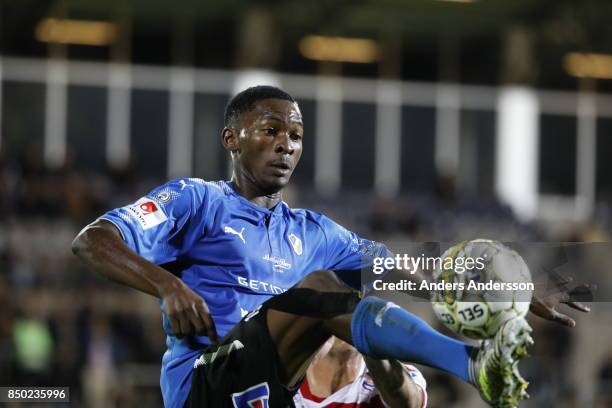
[100,179,391,408]
[293,362,428,408]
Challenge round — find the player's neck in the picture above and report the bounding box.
[230,176,282,209]
[306,353,362,397]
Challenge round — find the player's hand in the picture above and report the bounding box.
[160,278,219,342]
[529,276,595,327]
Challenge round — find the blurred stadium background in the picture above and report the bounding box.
[2,0,612,406]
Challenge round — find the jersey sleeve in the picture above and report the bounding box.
[316,215,393,290]
[98,178,209,265]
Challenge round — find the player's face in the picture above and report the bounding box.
[234,98,304,193]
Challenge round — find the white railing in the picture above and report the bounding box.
[1,55,611,221]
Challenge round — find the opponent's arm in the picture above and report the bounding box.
[72,219,218,342]
[364,357,424,408]
[529,286,591,327]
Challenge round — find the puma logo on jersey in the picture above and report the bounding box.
[224,226,246,244]
[179,180,194,190]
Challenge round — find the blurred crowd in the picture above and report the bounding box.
[1,150,612,407]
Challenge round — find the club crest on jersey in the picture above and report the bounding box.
[125,197,167,230]
[231,382,270,408]
[288,233,302,255]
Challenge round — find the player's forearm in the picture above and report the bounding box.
[364,357,423,408]
[72,220,178,298]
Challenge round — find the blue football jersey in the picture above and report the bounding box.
[100,178,390,408]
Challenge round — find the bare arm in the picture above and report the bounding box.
[72,219,218,342]
[364,357,424,408]
[72,219,172,296]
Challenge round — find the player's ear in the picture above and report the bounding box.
[222,127,240,153]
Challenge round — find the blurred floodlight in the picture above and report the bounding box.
[299,36,380,63]
[35,18,117,46]
[564,52,612,79]
[232,69,281,95]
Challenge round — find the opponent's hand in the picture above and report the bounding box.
[364,357,423,408]
[529,278,594,327]
[160,278,218,342]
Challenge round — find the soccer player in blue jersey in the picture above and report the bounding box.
[73,86,589,408]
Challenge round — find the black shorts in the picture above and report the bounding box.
[183,305,297,408]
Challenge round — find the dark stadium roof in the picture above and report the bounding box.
[3,0,612,91]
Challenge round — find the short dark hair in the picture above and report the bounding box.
[224,85,296,127]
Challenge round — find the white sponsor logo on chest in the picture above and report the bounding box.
[262,254,291,272]
[236,276,285,294]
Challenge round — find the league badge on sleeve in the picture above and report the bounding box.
[125,197,168,230]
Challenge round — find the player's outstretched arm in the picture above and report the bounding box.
[72,219,218,342]
[364,357,424,408]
